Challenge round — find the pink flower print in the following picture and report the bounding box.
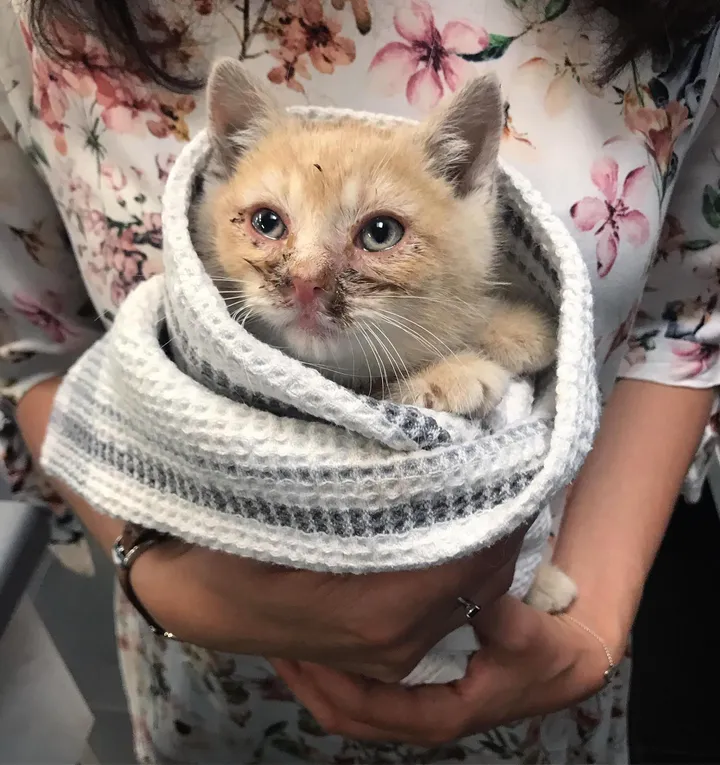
[299,0,356,74]
[624,99,690,176]
[100,163,128,191]
[99,226,135,270]
[29,54,72,154]
[109,251,147,306]
[604,303,642,362]
[146,94,196,141]
[66,173,94,210]
[267,48,312,93]
[671,340,719,379]
[94,72,157,134]
[518,31,602,116]
[369,0,488,109]
[654,213,685,265]
[83,209,109,237]
[12,291,76,344]
[103,236,147,306]
[21,23,98,153]
[155,154,177,182]
[133,213,163,249]
[264,0,356,93]
[570,157,650,277]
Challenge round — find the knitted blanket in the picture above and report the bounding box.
[41,108,599,685]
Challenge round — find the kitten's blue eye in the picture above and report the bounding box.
[251,208,287,240]
[359,216,404,252]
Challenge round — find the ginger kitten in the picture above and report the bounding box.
[195,58,555,415]
[193,58,575,613]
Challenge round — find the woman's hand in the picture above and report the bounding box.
[272,594,624,746]
[133,530,523,682]
[17,375,526,682]
[269,380,715,743]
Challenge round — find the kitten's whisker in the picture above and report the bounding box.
[370,316,446,366]
[364,321,401,389]
[232,307,253,325]
[380,293,487,319]
[239,310,254,331]
[301,360,366,378]
[158,322,176,353]
[368,320,412,387]
[353,324,375,396]
[225,300,245,315]
[362,322,389,399]
[224,296,247,307]
[349,332,357,385]
[206,275,246,285]
[368,311,457,356]
[371,309,460,362]
[357,322,386,398]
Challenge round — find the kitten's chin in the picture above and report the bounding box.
[246,308,365,383]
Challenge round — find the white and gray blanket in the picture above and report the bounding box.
[40,108,599,684]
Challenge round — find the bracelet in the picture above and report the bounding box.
[112,522,177,640]
[560,613,617,686]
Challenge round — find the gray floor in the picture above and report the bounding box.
[32,542,136,764]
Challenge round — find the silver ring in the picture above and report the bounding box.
[457,596,481,621]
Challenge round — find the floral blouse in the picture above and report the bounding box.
[1,1,720,762]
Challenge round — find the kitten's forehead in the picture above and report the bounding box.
[227,119,444,222]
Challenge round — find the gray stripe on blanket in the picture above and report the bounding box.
[170,327,453,450]
[57,368,548,482]
[50,410,538,536]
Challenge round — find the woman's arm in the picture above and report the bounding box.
[16,377,125,549]
[16,375,526,681]
[555,378,714,653]
[272,378,714,744]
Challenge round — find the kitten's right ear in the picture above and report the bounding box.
[206,57,282,177]
[421,74,503,197]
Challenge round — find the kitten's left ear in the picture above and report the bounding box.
[206,57,282,177]
[421,75,503,197]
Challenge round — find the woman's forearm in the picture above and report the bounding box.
[16,376,125,553]
[12,374,525,675]
[554,378,714,653]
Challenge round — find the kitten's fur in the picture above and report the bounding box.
[193,58,575,613]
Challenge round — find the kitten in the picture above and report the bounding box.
[193,57,576,613]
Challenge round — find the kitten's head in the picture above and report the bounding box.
[198,58,503,388]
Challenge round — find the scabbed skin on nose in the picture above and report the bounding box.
[291,277,323,306]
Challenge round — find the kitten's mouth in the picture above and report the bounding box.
[296,313,326,334]
[285,305,335,338]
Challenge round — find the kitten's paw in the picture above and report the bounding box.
[483,302,557,375]
[388,354,510,415]
[526,562,577,614]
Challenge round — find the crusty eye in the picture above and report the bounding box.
[251,208,287,240]
[358,216,404,252]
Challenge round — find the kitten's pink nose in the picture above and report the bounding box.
[291,277,324,307]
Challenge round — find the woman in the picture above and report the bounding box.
[1,0,719,761]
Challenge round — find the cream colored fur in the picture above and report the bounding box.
[194,58,573,613]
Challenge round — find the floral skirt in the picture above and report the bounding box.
[115,587,629,765]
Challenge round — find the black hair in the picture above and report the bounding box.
[28,0,720,92]
[590,0,719,82]
[29,0,203,91]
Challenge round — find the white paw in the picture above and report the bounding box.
[526,562,577,614]
[388,357,510,416]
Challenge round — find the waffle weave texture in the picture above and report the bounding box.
[41,108,599,684]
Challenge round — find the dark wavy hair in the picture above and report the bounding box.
[27,0,720,92]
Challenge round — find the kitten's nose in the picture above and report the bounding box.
[291,277,324,307]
